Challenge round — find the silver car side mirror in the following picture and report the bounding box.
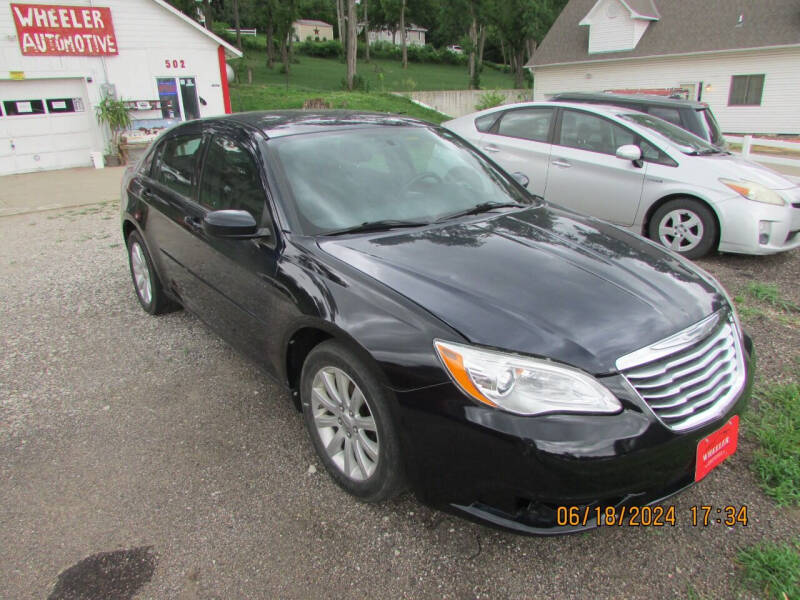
[511,171,530,188]
[616,145,643,167]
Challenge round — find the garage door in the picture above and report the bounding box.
[0,78,94,175]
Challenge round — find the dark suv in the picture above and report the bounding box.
[551,92,726,148]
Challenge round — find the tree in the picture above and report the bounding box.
[440,0,488,88]
[488,0,566,88]
[363,0,370,62]
[233,0,242,49]
[345,0,358,88]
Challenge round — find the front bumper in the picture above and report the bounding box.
[716,193,800,255]
[393,335,754,534]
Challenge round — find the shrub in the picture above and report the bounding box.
[475,90,506,111]
[295,39,343,58]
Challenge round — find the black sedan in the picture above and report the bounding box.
[121,111,753,534]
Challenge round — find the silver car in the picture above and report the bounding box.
[444,102,800,258]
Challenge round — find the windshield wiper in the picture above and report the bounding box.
[434,202,522,223]
[323,219,429,236]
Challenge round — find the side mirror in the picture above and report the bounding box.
[203,209,259,238]
[616,144,643,166]
[511,171,530,189]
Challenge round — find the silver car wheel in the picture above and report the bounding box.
[311,366,379,482]
[657,209,704,253]
[130,242,153,306]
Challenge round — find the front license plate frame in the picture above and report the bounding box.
[695,415,739,481]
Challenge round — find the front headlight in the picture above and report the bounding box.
[433,340,622,416]
[720,179,786,206]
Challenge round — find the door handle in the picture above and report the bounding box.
[141,188,154,201]
[552,159,571,168]
[483,145,500,153]
[184,215,202,231]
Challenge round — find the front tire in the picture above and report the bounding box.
[300,340,405,502]
[126,230,173,315]
[648,198,718,259]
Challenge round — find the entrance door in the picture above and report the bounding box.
[0,78,93,175]
[179,78,200,121]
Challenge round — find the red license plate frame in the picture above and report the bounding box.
[695,415,739,481]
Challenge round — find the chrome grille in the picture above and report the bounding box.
[616,311,745,432]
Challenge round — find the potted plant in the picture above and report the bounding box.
[95,94,132,166]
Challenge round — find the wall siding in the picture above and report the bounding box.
[532,47,800,134]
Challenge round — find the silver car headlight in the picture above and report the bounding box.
[434,340,622,416]
[719,178,786,206]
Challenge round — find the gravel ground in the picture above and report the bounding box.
[1,202,798,600]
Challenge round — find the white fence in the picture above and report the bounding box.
[226,28,257,36]
[727,135,800,169]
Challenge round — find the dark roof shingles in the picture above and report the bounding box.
[529,0,800,67]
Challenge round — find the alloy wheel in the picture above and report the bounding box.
[310,366,379,482]
[130,242,153,306]
[657,209,704,253]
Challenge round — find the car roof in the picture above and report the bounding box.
[484,101,634,119]
[209,110,433,138]
[551,92,708,110]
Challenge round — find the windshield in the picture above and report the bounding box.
[620,112,719,155]
[267,126,533,235]
[699,108,725,147]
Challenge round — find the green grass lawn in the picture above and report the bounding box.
[235,53,515,92]
[229,84,449,124]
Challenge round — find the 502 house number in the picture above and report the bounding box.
[164,59,186,69]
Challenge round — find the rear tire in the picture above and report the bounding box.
[300,340,405,502]
[126,230,174,315]
[648,198,717,259]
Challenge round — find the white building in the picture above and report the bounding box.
[527,0,800,135]
[0,0,242,175]
[368,24,427,47]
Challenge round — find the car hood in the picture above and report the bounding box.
[699,153,797,190]
[317,206,725,374]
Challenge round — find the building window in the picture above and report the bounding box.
[3,99,46,116]
[728,74,764,106]
[46,98,77,113]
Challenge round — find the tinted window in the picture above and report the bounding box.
[154,135,203,197]
[475,113,499,132]
[199,136,264,220]
[3,99,45,116]
[495,108,553,142]
[729,74,764,106]
[648,106,682,126]
[558,111,635,155]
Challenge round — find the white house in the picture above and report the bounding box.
[526,0,800,135]
[369,23,427,46]
[0,0,242,175]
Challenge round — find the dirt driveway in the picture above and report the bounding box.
[1,199,798,600]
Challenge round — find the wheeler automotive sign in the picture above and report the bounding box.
[10,3,118,56]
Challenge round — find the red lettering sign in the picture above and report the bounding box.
[11,3,118,56]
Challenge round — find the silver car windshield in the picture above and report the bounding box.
[620,113,720,155]
[268,126,533,236]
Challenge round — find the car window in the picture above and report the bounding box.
[620,113,717,154]
[495,108,553,142]
[640,139,677,167]
[153,134,203,197]
[647,107,682,126]
[558,111,634,155]
[199,136,265,220]
[475,113,499,133]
